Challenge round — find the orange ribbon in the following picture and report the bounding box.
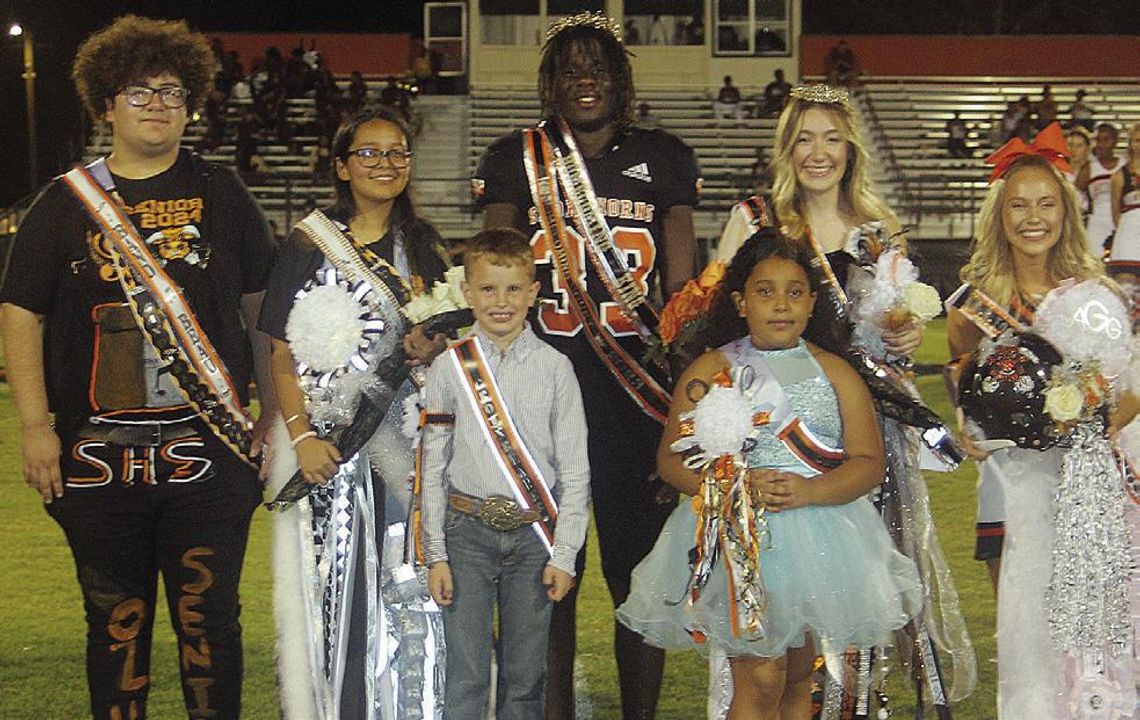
[985,121,1071,183]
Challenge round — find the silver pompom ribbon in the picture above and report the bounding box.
[1046,422,1132,656]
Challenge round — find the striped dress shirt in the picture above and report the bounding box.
[420,322,591,575]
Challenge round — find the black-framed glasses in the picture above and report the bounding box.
[119,85,191,109]
[345,147,414,168]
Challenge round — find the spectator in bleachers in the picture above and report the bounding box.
[308,135,331,181]
[1108,123,1140,289]
[713,75,745,120]
[1065,125,1093,224]
[379,77,412,123]
[263,46,284,77]
[945,112,969,158]
[648,14,668,45]
[1088,122,1123,256]
[824,40,860,86]
[344,70,369,115]
[313,71,342,143]
[230,75,252,101]
[256,83,292,147]
[633,101,661,130]
[748,145,771,194]
[198,87,228,151]
[759,68,792,117]
[754,26,786,54]
[235,108,262,175]
[623,19,641,45]
[683,15,704,45]
[1068,89,1095,131]
[1034,84,1058,130]
[302,40,319,70]
[283,46,309,99]
[986,113,1005,148]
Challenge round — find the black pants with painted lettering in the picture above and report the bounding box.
[47,424,262,720]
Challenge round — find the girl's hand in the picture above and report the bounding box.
[295,436,342,485]
[749,468,811,512]
[955,407,992,461]
[403,325,449,365]
[882,318,924,357]
[1108,390,1140,437]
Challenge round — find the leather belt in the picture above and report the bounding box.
[75,420,202,447]
[449,493,542,532]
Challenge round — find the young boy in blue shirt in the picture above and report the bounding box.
[422,228,590,718]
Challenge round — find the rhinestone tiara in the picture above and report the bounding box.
[544,11,623,45]
[789,84,850,107]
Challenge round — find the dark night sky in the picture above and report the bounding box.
[0,0,1136,204]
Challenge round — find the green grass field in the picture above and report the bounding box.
[0,320,998,719]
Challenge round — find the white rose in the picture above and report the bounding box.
[404,294,453,324]
[1044,383,1084,422]
[444,266,469,308]
[903,282,943,322]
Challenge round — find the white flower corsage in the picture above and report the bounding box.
[403,266,470,324]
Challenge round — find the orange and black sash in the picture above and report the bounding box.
[720,338,846,474]
[945,282,1029,340]
[62,161,255,467]
[448,337,559,551]
[523,123,672,424]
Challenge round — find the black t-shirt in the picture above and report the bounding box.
[258,220,450,341]
[473,127,700,358]
[0,150,273,422]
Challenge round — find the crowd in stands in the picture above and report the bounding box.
[197,39,420,177]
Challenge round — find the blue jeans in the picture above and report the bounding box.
[442,509,553,720]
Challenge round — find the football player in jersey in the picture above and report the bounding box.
[474,12,700,720]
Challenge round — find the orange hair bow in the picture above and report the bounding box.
[984,121,1071,183]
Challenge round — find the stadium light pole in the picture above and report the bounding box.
[8,22,37,190]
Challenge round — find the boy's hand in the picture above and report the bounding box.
[543,565,575,602]
[427,562,454,606]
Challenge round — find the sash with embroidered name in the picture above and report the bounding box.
[945,282,1030,339]
[448,336,559,552]
[522,119,672,425]
[61,160,255,466]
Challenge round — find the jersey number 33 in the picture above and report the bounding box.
[530,226,655,338]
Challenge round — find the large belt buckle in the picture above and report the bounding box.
[479,496,525,532]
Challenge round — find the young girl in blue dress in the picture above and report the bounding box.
[617,229,922,719]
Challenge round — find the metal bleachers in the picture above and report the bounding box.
[860,78,1140,240]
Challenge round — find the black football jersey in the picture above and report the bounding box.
[474,127,700,357]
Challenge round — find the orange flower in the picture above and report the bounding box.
[659,262,726,344]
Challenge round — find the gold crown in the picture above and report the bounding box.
[789,84,850,107]
[544,12,623,46]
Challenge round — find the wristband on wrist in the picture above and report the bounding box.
[291,430,318,448]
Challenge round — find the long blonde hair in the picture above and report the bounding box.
[769,95,900,242]
[960,154,1103,305]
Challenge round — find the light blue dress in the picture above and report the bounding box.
[616,339,923,658]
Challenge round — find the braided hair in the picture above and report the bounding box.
[538,24,634,130]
